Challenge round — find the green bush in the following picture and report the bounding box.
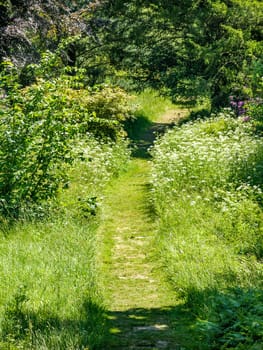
[247,102,263,135]
[0,60,132,217]
[194,288,263,350]
[0,71,74,216]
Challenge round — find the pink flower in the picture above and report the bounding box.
[242,116,250,122]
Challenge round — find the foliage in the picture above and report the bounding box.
[0,59,132,216]
[0,0,95,67]
[194,288,263,350]
[151,111,263,199]
[1,1,262,107]
[0,133,130,349]
[95,0,263,106]
[0,64,74,216]
[247,101,263,135]
[61,135,130,219]
[150,110,263,347]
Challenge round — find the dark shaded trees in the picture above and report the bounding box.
[1,0,262,105]
[93,0,263,105]
[0,1,95,66]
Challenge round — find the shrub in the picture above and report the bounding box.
[0,70,75,216]
[194,288,263,350]
[0,60,132,216]
[247,102,263,135]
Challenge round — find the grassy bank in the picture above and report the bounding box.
[0,137,130,349]
[150,109,263,349]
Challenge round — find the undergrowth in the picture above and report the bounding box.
[151,109,263,349]
[0,137,130,349]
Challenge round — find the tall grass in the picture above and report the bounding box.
[133,89,175,122]
[0,137,130,349]
[150,110,263,349]
[125,89,176,141]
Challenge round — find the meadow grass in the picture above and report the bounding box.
[125,89,177,140]
[151,110,263,349]
[0,137,130,349]
[133,89,176,122]
[0,217,104,349]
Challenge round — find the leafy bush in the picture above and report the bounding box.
[0,61,132,216]
[247,102,263,135]
[194,289,263,350]
[0,70,75,216]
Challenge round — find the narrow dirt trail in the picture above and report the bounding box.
[97,111,186,349]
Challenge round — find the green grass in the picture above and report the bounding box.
[0,137,130,349]
[96,159,181,349]
[0,217,105,349]
[133,89,176,122]
[125,89,177,140]
[1,94,262,349]
[150,110,263,349]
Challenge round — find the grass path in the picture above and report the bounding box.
[97,111,187,349]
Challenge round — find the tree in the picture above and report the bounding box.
[93,0,263,106]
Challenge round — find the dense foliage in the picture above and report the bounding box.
[1,1,262,106]
[0,1,262,349]
[95,0,263,106]
[150,111,263,348]
[0,57,133,217]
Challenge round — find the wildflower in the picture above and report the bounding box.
[238,108,246,115]
[242,116,250,122]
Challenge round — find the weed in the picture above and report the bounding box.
[151,109,263,348]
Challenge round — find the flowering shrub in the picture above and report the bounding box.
[151,111,263,256]
[229,96,247,116]
[229,95,263,134]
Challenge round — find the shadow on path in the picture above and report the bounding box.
[125,114,176,159]
[103,304,190,350]
[131,122,174,159]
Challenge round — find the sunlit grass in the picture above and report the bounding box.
[0,137,130,349]
[151,110,263,348]
[0,217,105,349]
[133,89,175,122]
[125,89,182,144]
